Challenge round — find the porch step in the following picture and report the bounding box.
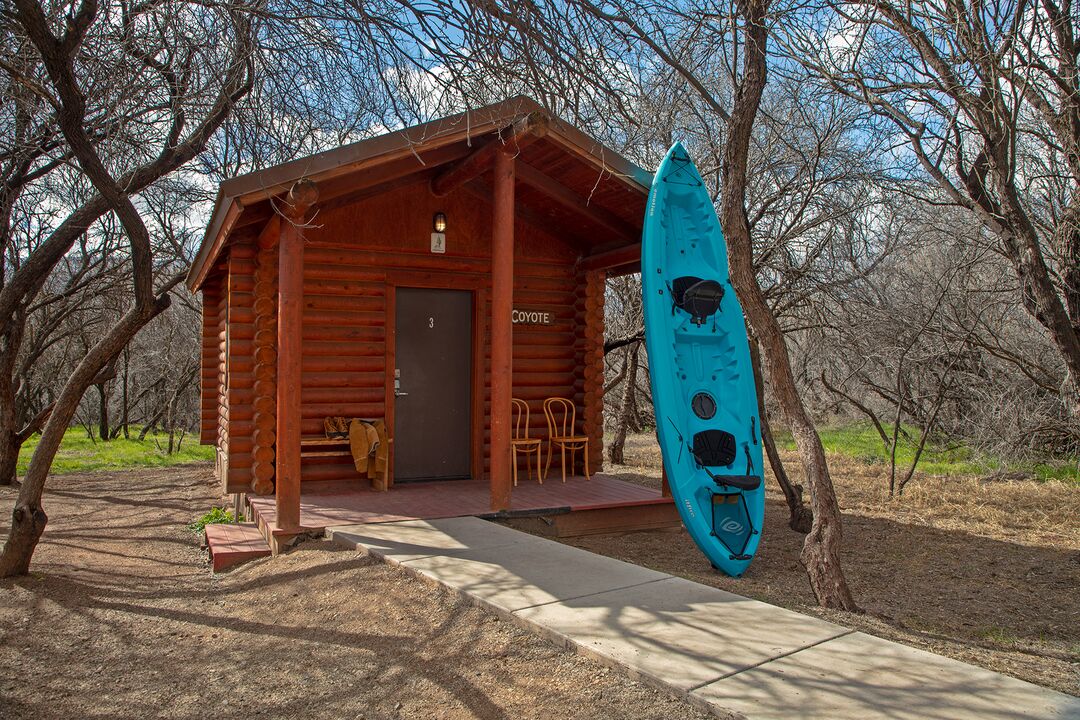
[204,522,271,572]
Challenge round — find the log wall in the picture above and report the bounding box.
[220,241,257,492]
[250,219,280,494]
[200,272,222,445]
[208,176,606,494]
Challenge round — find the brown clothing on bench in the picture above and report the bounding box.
[324,416,390,491]
[349,418,389,491]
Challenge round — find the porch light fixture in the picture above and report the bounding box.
[433,211,447,233]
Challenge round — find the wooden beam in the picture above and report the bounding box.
[320,172,430,214]
[490,151,515,512]
[275,179,319,532]
[235,144,475,228]
[515,161,638,242]
[430,112,550,197]
[319,142,475,211]
[578,241,641,272]
[461,178,592,254]
[231,200,274,230]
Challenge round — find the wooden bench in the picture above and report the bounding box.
[300,437,352,458]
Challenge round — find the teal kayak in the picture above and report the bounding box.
[641,142,765,577]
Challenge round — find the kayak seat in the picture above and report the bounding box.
[692,430,761,490]
[692,429,737,468]
[671,276,724,325]
[710,474,761,491]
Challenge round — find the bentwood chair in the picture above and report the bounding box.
[542,397,591,483]
[511,398,543,486]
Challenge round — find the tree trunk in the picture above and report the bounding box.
[749,338,812,532]
[0,434,18,488]
[138,404,167,440]
[608,342,640,464]
[719,0,857,610]
[0,311,25,486]
[0,378,17,486]
[96,382,109,442]
[120,348,130,439]
[1,501,47,576]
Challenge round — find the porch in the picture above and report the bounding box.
[247,474,677,551]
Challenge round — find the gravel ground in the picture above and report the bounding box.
[0,466,711,720]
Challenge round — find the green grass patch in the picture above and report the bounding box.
[18,427,214,476]
[188,507,235,534]
[774,422,1080,483]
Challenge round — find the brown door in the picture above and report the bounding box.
[393,288,473,481]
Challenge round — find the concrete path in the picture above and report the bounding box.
[328,517,1079,719]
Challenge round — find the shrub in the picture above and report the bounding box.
[188,507,234,534]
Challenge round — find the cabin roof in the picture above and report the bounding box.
[187,96,652,291]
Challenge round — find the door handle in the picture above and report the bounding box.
[394,390,409,397]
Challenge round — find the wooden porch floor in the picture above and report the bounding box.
[247,473,671,533]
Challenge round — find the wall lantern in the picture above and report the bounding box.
[433,212,447,233]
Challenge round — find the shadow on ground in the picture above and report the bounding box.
[0,465,710,720]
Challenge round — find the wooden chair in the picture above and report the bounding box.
[511,398,543,486]
[542,397,591,483]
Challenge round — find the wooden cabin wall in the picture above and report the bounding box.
[219,240,257,492]
[296,239,389,482]
[217,270,231,485]
[200,272,222,445]
[213,176,608,493]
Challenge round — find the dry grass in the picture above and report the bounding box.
[818,454,1080,550]
[614,432,1080,550]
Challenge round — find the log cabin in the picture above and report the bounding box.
[187,96,660,548]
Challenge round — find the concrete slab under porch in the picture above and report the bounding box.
[246,473,678,550]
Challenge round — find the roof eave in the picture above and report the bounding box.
[186,96,651,292]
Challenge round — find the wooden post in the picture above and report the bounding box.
[661,467,672,498]
[490,151,515,511]
[582,270,606,475]
[275,180,318,533]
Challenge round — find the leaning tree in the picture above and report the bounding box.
[0,0,258,576]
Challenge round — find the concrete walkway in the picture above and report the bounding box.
[328,517,1079,719]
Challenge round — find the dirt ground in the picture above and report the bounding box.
[504,434,1080,696]
[0,466,710,720]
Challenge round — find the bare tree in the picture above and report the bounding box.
[809,202,1076,486]
[604,274,646,463]
[786,0,1080,418]
[0,0,255,575]
[716,0,857,609]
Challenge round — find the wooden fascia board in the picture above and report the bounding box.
[186,199,242,291]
